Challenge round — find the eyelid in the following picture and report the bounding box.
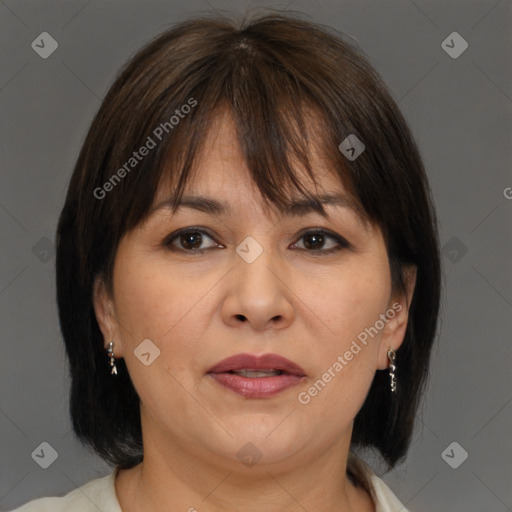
[162,226,351,253]
[291,227,351,250]
[161,226,219,250]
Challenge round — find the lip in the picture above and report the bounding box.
[207,353,307,399]
[207,353,306,376]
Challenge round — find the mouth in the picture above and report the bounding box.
[225,369,286,377]
[206,353,306,398]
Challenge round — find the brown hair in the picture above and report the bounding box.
[56,10,441,484]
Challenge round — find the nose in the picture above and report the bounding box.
[221,241,294,332]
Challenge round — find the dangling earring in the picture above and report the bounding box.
[107,341,118,375]
[387,348,396,393]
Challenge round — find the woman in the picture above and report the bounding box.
[10,11,441,512]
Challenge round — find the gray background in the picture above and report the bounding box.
[1,0,511,511]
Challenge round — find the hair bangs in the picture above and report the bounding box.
[130,58,368,237]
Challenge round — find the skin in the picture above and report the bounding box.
[93,109,416,512]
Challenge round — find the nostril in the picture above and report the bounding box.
[235,314,247,322]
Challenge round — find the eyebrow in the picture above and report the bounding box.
[151,192,365,218]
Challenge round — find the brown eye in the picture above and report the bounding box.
[162,227,349,255]
[179,231,204,250]
[163,228,219,253]
[292,229,350,254]
[302,232,328,250]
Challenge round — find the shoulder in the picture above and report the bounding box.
[367,472,410,512]
[349,456,410,512]
[6,469,122,512]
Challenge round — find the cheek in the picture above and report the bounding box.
[293,258,391,407]
[112,263,165,338]
[112,252,196,339]
[296,258,391,346]
[112,253,215,381]
[111,257,200,416]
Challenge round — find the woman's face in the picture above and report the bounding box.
[94,111,414,473]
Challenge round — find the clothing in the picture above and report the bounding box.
[7,465,409,512]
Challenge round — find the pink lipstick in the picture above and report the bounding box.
[207,353,306,398]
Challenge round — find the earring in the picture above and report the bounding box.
[107,341,118,375]
[387,348,396,393]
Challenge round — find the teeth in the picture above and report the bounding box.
[231,369,283,378]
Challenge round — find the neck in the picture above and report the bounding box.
[115,424,374,512]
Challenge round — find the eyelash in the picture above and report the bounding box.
[161,227,351,256]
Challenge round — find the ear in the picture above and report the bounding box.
[92,274,124,357]
[377,265,417,370]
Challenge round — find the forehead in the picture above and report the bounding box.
[154,108,350,207]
